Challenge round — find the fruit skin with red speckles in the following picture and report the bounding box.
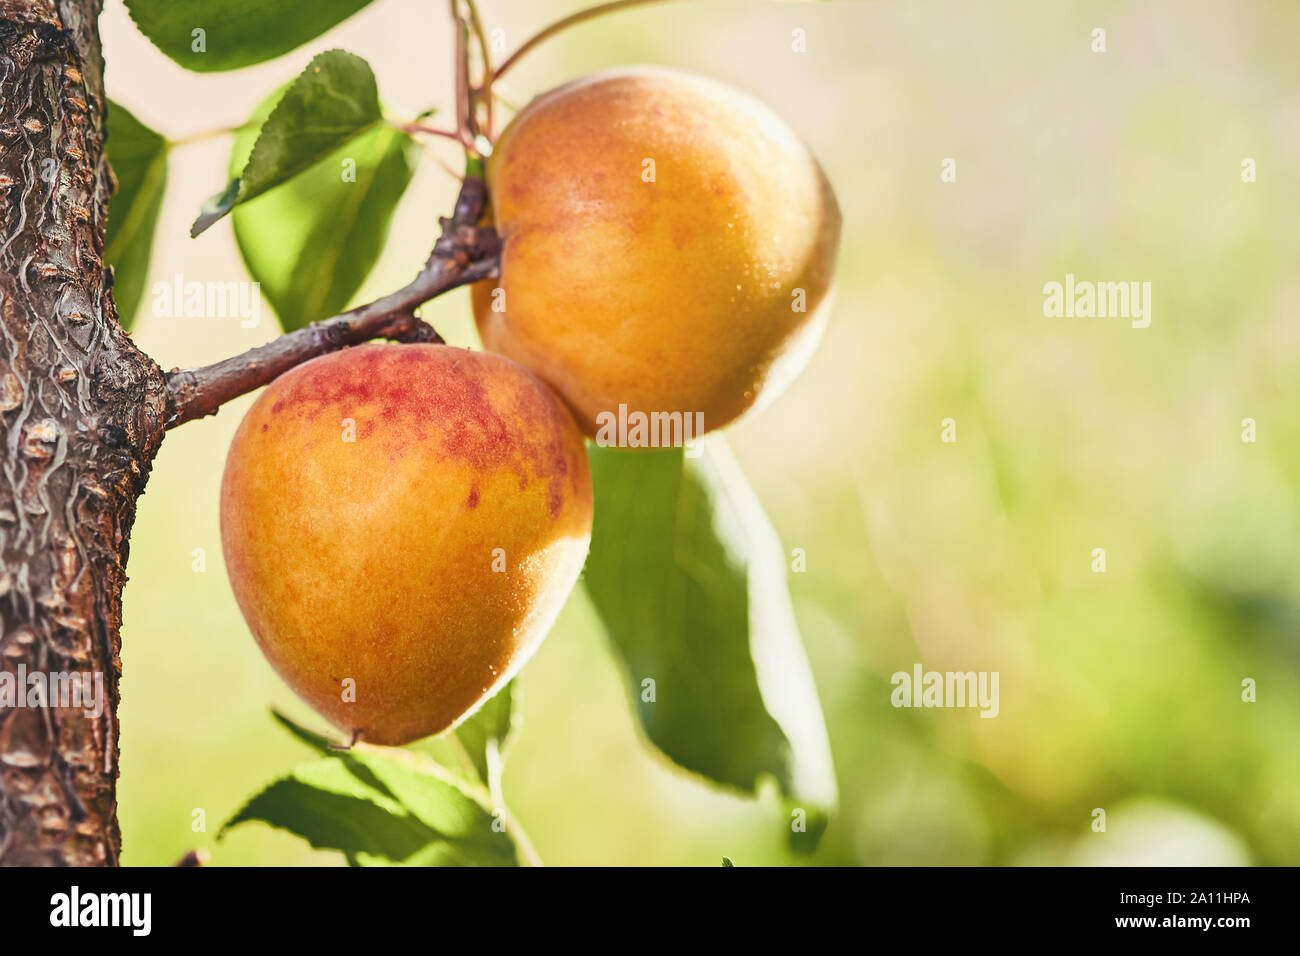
[472,66,841,439]
[220,343,592,745]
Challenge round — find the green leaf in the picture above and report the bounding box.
[219,75,417,331]
[190,179,239,238]
[235,50,383,206]
[124,0,378,73]
[351,756,518,867]
[269,709,443,808]
[104,101,168,331]
[274,691,518,796]
[222,761,436,863]
[224,753,518,866]
[270,709,339,756]
[722,857,735,867]
[584,440,836,850]
[231,125,416,332]
[451,682,518,786]
[192,50,387,236]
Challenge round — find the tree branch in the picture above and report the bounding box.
[163,176,499,429]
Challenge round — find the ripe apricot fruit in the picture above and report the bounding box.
[472,66,840,439]
[220,343,592,745]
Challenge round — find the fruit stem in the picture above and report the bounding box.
[492,0,680,83]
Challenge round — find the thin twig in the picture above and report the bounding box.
[167,118,262,149]
[452,0,474,146]
[163,178,500,429]
[462,0,495,140]
[413,138,469,180]
[492,0,678,83]
[396,120,469,144]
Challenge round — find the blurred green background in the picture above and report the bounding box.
[105,0,1300,865]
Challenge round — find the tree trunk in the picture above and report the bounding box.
[0,0,166,866]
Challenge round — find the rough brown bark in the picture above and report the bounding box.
[0,0,168,865]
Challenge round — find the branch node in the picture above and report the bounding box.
[164,177,495,429]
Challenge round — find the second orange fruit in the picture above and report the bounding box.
[473,66,841,440]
